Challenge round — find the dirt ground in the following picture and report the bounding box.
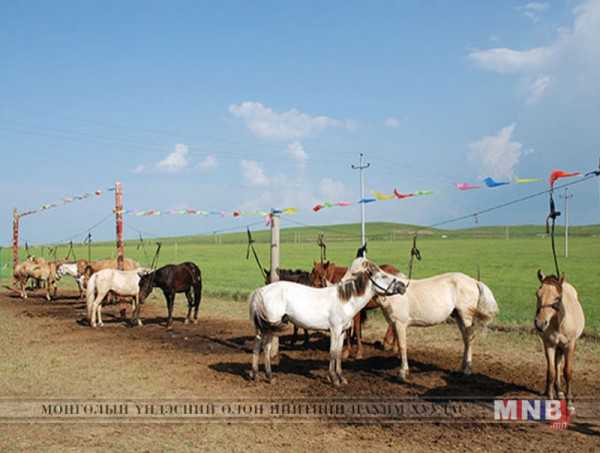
[0,289,599,452]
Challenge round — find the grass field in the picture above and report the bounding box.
[2,222,599,333]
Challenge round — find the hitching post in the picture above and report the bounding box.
[115,181,125,270]
[270,212,280,283]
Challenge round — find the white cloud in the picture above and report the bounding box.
[384,117,401,128]
[526,74,552,103]
[240,160,270,187]
[519,2,550,23]
[287,141,307,165]
[132,164,145,174]
[469,0,600,101]
[157,144,189,173]
[229,101,351,140]
[319,177,350,201]
[468,46,555,74]
[468,124,523,180]
[198,154,218,171]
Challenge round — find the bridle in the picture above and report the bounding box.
[369,275,402,296]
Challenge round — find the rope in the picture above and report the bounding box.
[246,228,267,280]
[546,190,562,277]
[406,235,422,287]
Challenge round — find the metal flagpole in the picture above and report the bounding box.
[351,153,370,249]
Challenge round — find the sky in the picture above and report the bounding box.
[1,0,600,245]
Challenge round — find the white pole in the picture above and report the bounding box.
[352,153,370,249]
[270,213,280,282]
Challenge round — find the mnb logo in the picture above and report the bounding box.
[494,400,570,429]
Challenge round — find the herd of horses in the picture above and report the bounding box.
[9,247,586,407]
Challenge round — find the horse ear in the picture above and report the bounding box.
[559,273,565,286]
[537,269,545,283]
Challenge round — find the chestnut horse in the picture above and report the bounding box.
[535,270,585,409]
[309,260,401,358]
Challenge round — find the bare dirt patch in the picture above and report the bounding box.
[0,290,598,451]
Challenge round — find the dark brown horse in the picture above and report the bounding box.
[139,262,202,329]
[309,260,400,358]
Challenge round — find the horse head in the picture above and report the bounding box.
[534,269,565,333]
[309,261,331,288]
[138,270,155,302]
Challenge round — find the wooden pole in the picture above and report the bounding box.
[270,213,280,282]
[12,208,19,279]
[115,181,125,270]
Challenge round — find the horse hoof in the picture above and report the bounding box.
[355,351,364,360]
[192,319,199,325]
[340,376,348,385]
[341,349,351,360]
[558,391,566,400]
[462,368,472,376]
[398,370,409,382]
[184,319,190,325]
[248,370,257,381]
[137,320,143,327]
[266,375,275,384]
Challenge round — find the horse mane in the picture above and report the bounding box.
[541,275,563,293]
[337,270,371,302]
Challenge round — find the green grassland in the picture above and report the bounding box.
[2,222,599,333]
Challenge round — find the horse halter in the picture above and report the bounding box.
[369,275,401,296]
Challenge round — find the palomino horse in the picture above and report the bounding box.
[13,257,61,301]
[86,268,146,327]
[81,258,141,287]
[138,262,203,329]
[310,260,401,358]
[249,259,406,386]
[265,268,313,345]
[535,270,585,406]
[376,271,498,380]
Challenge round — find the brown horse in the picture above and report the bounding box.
[535,270,585,407]
[309,260,400,358]
[13,257,61,301]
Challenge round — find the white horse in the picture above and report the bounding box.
[57,263,86,298]
[379,273,498,380]
[86,268,146,328]
[248,259,406,386]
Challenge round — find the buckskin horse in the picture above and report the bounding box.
[249,258,406,386]
[534,270,585,409]
[309,260,402,358]
[138,262,203,329]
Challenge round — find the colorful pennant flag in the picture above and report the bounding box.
[483,177,510,188]
[549,170,581,187]
[456,183,481,191]
[514,177,543,184]
[372,191,395,201]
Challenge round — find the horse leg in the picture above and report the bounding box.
[165,291,175,329]
[184,289,193,324]
[543,344,557,399]
[455,314,475,375]
[249,333,263,381]
[335,330,348,385]
[391,320,409,381]
[192,280,202,323]
[133,294,143,327]
[270,336,280,361]
[554,347,564,399]
[303,329,310,347]
[383,325,396,352]
[328,329,341,387]
[263,332,275,383]
[564,342,576,413]
[355,313,364,359]
[290,325,298,345]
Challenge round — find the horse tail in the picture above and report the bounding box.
[86,273,98,322]
[249,288,287,334]
[193,268,202,310]
[470,281,498,326]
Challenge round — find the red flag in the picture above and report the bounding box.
[313,204,324,212]
[393,189,415,199]
[549,170,580,187]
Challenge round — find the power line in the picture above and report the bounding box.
[422,174,598,231]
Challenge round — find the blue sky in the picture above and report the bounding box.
[1,0,599,244]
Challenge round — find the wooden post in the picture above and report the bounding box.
[12,208,19,278]
[115,181,125,270]
[270,213,280,282]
